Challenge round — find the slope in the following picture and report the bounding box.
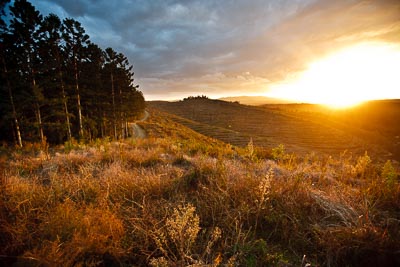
[148,98,395,160]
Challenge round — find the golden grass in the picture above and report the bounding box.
[149,99,400,161]
[0,111,399,266]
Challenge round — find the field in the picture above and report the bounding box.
[149,98,400,162]
[1,108,399,266]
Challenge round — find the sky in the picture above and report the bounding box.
[27,0,400,101]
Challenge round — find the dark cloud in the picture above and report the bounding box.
[30,0,400,100]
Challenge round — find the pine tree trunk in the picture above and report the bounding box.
[119,87,124,139]
[111,72,117,139]
[100,118,104,138]
[32,74,45,144]
[35,101,44,143]
[2,57,23,147]
[28,46,45,143]
[61,74,72,141]
[56,52,72,141]
[74,58,84,139]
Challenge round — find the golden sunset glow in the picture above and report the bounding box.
[267,42,400,108]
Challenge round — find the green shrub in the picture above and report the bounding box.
[382,160,398,188]
[271,144,285,161]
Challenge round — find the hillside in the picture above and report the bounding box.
[148,98,399,161]
[1,109,399,266]
[259,100,400,161]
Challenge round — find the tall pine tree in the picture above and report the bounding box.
[9,0,45,143]
[0,0,145,145]
[62,18,89,140]
[38,14,72,142]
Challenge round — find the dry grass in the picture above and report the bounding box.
[148,99,399,161]
[0,110,399,266]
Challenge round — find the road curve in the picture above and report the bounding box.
[130,110,149,138]
[140,110,150,122]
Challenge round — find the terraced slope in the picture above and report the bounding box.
[149,99,393,160]
[262,101,400,160]
[157,111,271,148]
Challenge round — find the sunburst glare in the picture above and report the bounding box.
[267,42,400,108]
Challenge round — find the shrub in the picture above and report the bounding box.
[271,144,286,161]
[382,160,398,188]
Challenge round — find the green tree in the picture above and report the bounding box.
[1,0,23,146]
[80,42,105,140]
[104,47,118,139]
[0,0,145,145]
[103,48,144,139]
[114,52,143,138]
[62,18,89,140]
[9,0,45,143]
[38,13,72,142]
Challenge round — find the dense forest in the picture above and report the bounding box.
[0,0,145,146]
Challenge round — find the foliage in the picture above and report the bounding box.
[0,0,145,146]
[382,160,398,187]
[271,144,286,160]
[183,95,209,101]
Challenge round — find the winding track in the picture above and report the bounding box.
[130,110,149,138]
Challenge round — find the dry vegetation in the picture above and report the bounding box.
[149,99,400,161]
[1,110,399,266]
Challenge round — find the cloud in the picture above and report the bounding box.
[30,0,400,100]
[139,71,271,100]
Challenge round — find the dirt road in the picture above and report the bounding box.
[131,110,149,138]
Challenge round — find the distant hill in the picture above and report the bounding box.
[148,98,400,161]
[219,95,293,105]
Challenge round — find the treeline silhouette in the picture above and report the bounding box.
[0,0,145,146]
[183,95,209,101]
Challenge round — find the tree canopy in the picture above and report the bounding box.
[0,0,145,145]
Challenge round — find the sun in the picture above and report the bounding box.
[267,42,400,108]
